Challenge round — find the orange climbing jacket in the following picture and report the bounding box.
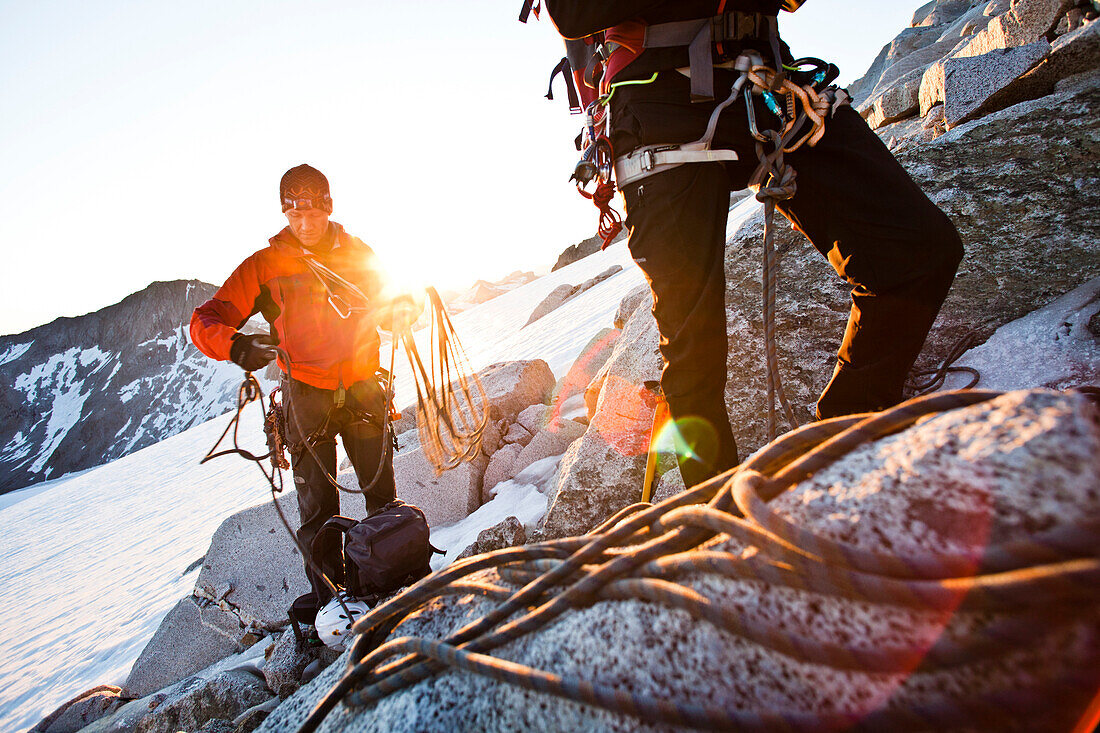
[190,223,386,391]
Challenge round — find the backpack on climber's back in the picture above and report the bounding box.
[315,500,440,601]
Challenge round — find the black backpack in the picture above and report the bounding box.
[315,501,441,601]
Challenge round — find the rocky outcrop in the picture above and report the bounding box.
[456,516,527,559]
[552,231,627,272]
[524,266,624,326]
[31,686,123,733]
[541,298,662,538]
[0,280,256,494]
[854,0,1096,142]
[259,389,1100,732]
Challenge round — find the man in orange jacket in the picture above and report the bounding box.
[191,164,401,624]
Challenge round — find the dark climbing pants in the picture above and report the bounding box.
[284,376,395,614]
[611,70,963,488]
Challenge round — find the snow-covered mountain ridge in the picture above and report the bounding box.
[0,280,249,494]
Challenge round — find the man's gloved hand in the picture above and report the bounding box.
[389,293,425,332]
[230,334,278,372]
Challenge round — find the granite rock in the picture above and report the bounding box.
[122,596,245,699]
[941,40,1051,126]
[511,419,587,479]
[482,443,523,493]
[542,302,662,538]
[192,490,363,630]
[262,630,311,699]
[613,283,651,330]
[456,516,527,560]
[257,390,1100,733]
[33,685,123,733]
[722,72,1100,458]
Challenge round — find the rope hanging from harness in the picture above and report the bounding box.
[297,388,1100,732]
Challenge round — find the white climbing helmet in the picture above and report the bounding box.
[314,593,371,650]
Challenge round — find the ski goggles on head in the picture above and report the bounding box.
[281,192,333,212]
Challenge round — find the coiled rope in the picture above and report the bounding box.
[298,388,1100,731]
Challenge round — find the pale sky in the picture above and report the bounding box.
[0,1,915,336]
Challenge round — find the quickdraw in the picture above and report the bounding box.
[264,385,291,471]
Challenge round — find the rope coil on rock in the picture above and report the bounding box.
[298,388,1100,732]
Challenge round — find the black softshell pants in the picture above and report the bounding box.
[611,70,963,488]
[284,376,395,615]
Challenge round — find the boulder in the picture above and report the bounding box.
[193,490,366,630]
[542,302,662,538]
[552,230,626,271]
[650,465,685,505]
[262,630,311,699]
[456,516,527,560]
[395,449,486,527]
[511,419,587,478]
[515,403,552,435]
[478,360,556,423]
[133,669,273,733]
[525,266,623,327]
[502,422,533,446]
[940,41,1051,126]
[954,0,1074,57]
[968,20,1100,121]
[258,390,1100,733]
[122,596,245,699]
[32,685,123,733]
[551,328,621,418]
[525,284,576,327]
[860,66,925,128]
[482,443,522,494]
[93,638,272,733]
[614,284,651,329]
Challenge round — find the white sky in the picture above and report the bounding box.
[0,1,915,337]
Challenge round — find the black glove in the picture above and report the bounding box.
[230,334,277,372]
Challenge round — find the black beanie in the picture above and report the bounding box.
[280,164,333,213]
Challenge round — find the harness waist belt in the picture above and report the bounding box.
[614,142,738,188]
[642,12,775,102]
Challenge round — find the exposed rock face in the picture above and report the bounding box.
[946,275,1100,390]
[511,418,587,479]
[550,328,621,420]
[524,266,624,327]
[123,596,246,699]
[259,390,1100,733]
[456,516,526,560]
[0,280,252,494]
[552,230,627,272]
[262,631,312,699]
[854,0,1095,140]
[721,67,1099,458]
[32,685,123,733]
[542,300,661,538]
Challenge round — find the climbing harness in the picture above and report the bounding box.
[523,3,845,440]
[298,388,1100,732]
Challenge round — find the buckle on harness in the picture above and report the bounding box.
[641,148,656,173]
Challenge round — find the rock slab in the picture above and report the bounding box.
[258,390,1100,733]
